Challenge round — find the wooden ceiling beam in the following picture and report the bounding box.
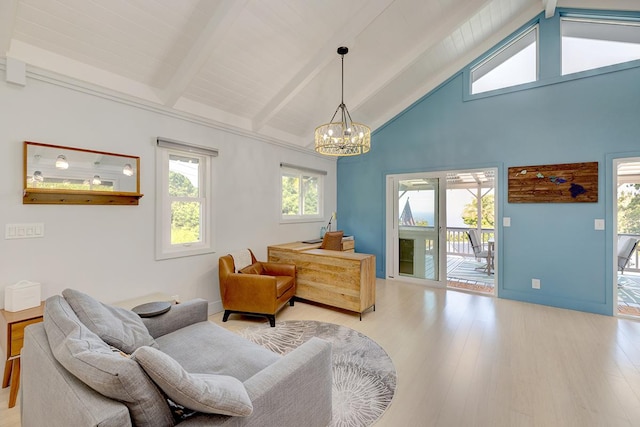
[160,1,249,107]
[543,0,558,19]
[348,0,492,113]
[251,0,396,133]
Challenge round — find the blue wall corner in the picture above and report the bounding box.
[338,10,640,316]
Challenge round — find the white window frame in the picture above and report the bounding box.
[280,163,325,223]
[470,24,539,95]
[561,16,640,76]
[155,138,216,260]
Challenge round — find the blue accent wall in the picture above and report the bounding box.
[337,10,640,315]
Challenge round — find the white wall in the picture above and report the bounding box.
[0,67,337,313]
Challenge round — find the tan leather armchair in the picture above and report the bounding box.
[218,249,296,327]
[320,230,344,251]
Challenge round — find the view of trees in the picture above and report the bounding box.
[618,184,640,234]
[461,194,495,228]
[170,171,201,244]
[282,174,318,216]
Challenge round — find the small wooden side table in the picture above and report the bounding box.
[1,302,45,408]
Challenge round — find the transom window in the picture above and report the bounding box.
[280,163,324,222]
[562,17,640,75]
[471,25,538,95]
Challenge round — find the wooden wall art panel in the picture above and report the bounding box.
[508,162,598,203]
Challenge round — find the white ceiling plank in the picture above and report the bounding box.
[0,0,18,55]
[349,0,493,112]
[160,0,249,107]
[7,0,640,154]
[251,0,396,132]
[543,0,557,18]
[367,2,542,133]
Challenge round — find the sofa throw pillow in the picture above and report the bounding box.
[239,262,264,275]
[132,346,253,417]
[62,288,157,354]
[43,295,174,427]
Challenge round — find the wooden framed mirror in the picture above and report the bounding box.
[23,141,143,205]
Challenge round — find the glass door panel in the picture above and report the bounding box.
[398,178,440,280]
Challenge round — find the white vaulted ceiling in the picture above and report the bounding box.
[1,0,639,151]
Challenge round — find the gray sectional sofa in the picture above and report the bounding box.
[21,290,332,426]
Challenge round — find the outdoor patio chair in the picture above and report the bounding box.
[467,229,493,275]
[618,236,639,274]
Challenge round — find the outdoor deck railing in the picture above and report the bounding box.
[446,228,640,273]
[446,227,493,257]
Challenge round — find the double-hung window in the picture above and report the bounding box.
[156,138,216,260]
[280,163,325,222]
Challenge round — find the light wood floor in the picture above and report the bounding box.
[4,279,640,426]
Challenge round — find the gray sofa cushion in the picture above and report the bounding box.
[62,288,157,353]
[133,346,253,416]
[155,321,280,381]
[44,295,175,427]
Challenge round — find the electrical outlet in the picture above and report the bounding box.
[170,294,180,304]
[532,278,541,289]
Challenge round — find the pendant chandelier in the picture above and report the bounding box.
[314,47,371,156]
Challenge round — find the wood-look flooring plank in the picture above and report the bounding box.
[5,279,640,426]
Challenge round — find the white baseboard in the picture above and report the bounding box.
[208,300,223,316]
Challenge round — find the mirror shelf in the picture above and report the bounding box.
[23,141,143,206]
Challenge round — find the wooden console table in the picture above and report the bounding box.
[268,241,375,318]
[1,302,45,408]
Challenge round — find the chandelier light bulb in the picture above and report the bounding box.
[92,175,101,185]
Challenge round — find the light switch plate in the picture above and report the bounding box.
[594,219,605,231]
[503,217,511,227]
[5,223,45,239]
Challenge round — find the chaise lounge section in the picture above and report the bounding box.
[21,290,332,426]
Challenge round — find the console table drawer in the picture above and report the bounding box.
[9,318,42,357]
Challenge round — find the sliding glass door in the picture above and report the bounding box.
[386,172,446,286]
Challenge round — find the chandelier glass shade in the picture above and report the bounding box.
[315,47,371,156]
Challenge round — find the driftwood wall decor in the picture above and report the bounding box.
[508,162,598,203]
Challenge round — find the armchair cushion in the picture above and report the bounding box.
[239,262,264,275]
[276,276,295,298]
[133,346,253,417]
[63,288,157,353]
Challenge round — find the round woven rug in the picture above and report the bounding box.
[238,320,396,427]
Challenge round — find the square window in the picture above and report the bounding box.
[281,165,323,221]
